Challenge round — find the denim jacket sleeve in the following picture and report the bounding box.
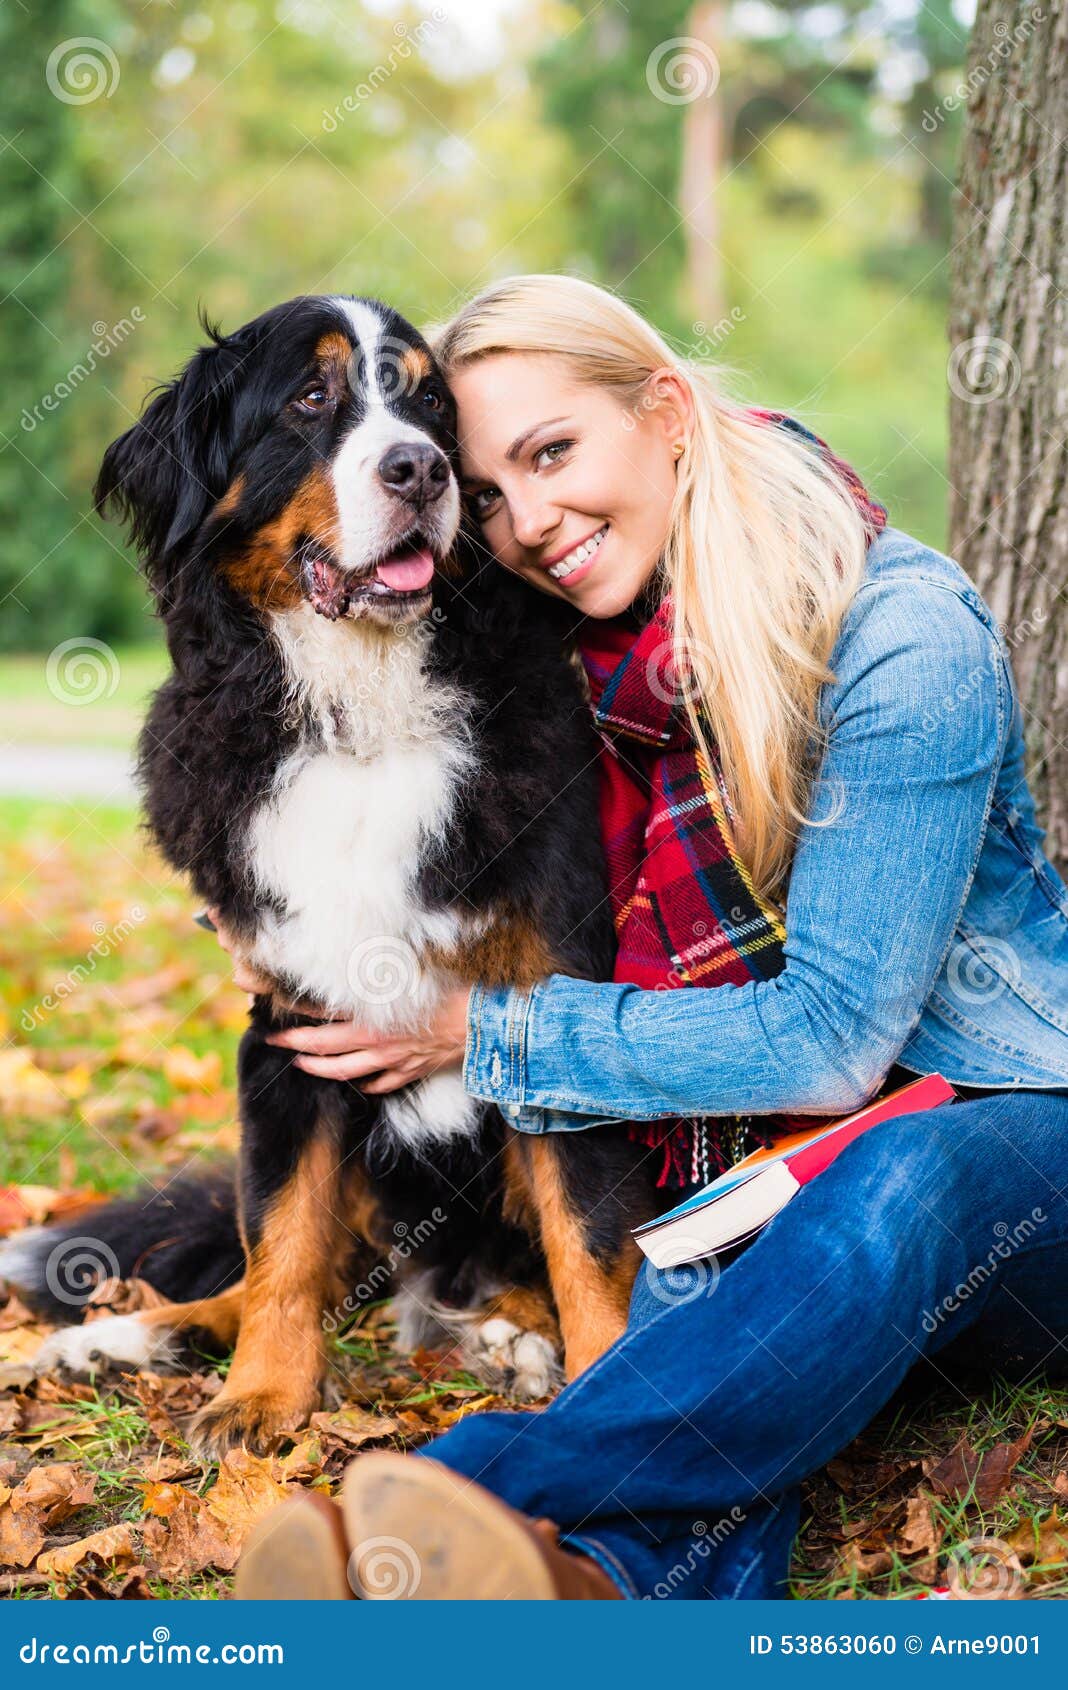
[463,571,1012,1128]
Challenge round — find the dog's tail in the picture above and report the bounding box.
[0,1171,243,1324]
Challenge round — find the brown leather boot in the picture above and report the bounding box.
[235,1453,622,1601]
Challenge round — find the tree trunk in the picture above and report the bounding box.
[948,0,1068,876]
[678,1,726,329]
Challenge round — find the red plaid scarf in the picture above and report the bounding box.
[577,410,888,1188]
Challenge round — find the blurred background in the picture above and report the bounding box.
[0,0,979,1176]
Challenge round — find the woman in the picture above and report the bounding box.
[230,275,1068,1601]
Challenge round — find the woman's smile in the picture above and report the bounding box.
[544,521,609,584]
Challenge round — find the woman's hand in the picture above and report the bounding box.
[264,985,472,1093]
[207,907,322,1014]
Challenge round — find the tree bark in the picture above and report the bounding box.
[948,0,1067,875]
[678,1,726,329]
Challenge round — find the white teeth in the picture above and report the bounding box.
[548,524,607,581]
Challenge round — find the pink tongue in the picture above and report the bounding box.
[374,546,435,592]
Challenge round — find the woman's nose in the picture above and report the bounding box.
[509,493,559,552]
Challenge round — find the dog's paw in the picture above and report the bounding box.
[458,1317,563,1401]
[187,1388,317,1460]
[32,1314,177,1377]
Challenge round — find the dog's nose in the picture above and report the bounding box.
[377,442,450,506]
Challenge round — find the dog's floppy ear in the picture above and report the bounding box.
[93,313,251,601]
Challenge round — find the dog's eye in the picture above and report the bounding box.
[293,387,330,414]
[421,382,445,412]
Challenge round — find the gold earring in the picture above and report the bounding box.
[673,441,685,459]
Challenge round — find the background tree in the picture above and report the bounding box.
[948,0,1067,874]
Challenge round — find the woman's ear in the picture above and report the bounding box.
[641,366,696,451]
[93,322,247,601]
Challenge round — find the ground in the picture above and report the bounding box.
[1,656,1067,1600]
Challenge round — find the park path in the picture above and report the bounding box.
[0,745,136,801]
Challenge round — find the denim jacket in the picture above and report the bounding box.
[463,526,1068,1132]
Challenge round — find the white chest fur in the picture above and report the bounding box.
[244,607,482,1148]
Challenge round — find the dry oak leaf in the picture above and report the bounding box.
[1005,1508,1068,1585]
[926,1429,1032,1510]
[11,1463,96,1527]
[0,1503,45,1569]
[896,1491,945,1559]
[140,1481,189,1520]
[38,1523,137,1581]
[308,1405,402,1455]
[142,1490,239,1579]
[203,1449,293,1540]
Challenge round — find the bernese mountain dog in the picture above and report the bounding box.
[1,295,658,1457]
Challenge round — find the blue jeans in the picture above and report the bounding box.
[420,1091,1068,1598]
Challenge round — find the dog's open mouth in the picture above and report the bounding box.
[301,535,436,620]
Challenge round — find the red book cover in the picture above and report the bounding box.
[786,1073,957,1186]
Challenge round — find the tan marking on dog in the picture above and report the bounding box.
[125,1281,246,1349]
[526,1138,640,1381]
[221,465,341,611]
[427,910,563,990]
[476,1282,561,1349]
[314,330,353,379]
[188,1134,344,1453]
[213,474,246,519]
[399,344,432,391]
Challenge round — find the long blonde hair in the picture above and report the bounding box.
[432,274,870,901]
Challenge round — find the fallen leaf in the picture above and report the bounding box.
[0,1503,46,1568]
[142,1491,239,1579]
[10,1463,96,1526]
[1005,1508,1068,1585]
[162,1047,222,1092]
[897,1491,945,1558]
[38,1523,137,1580]
[308,1406,401,1454]
[203,1449,292,1540]
[926,1429,1032,1509]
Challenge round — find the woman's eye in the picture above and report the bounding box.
[469,486,500,518]
[536,438,573,467]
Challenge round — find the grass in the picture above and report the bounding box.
[0,644,167,752]
[2,796,1067,1599]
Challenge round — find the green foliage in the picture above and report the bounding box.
[1,0,968,648]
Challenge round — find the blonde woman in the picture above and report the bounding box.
[236,276,1068,1601]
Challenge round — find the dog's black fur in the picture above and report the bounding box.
[4,295,658,1452]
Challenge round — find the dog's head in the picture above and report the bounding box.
[95,295,462,632]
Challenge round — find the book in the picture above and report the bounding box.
[632,1073,956,1268]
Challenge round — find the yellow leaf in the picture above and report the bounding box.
[162,1047,223,1092]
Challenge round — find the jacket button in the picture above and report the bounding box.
[506,1104,521,1118]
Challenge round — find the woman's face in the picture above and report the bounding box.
[451,354,690,619]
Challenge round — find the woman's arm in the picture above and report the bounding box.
[464,573,1011,1121]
